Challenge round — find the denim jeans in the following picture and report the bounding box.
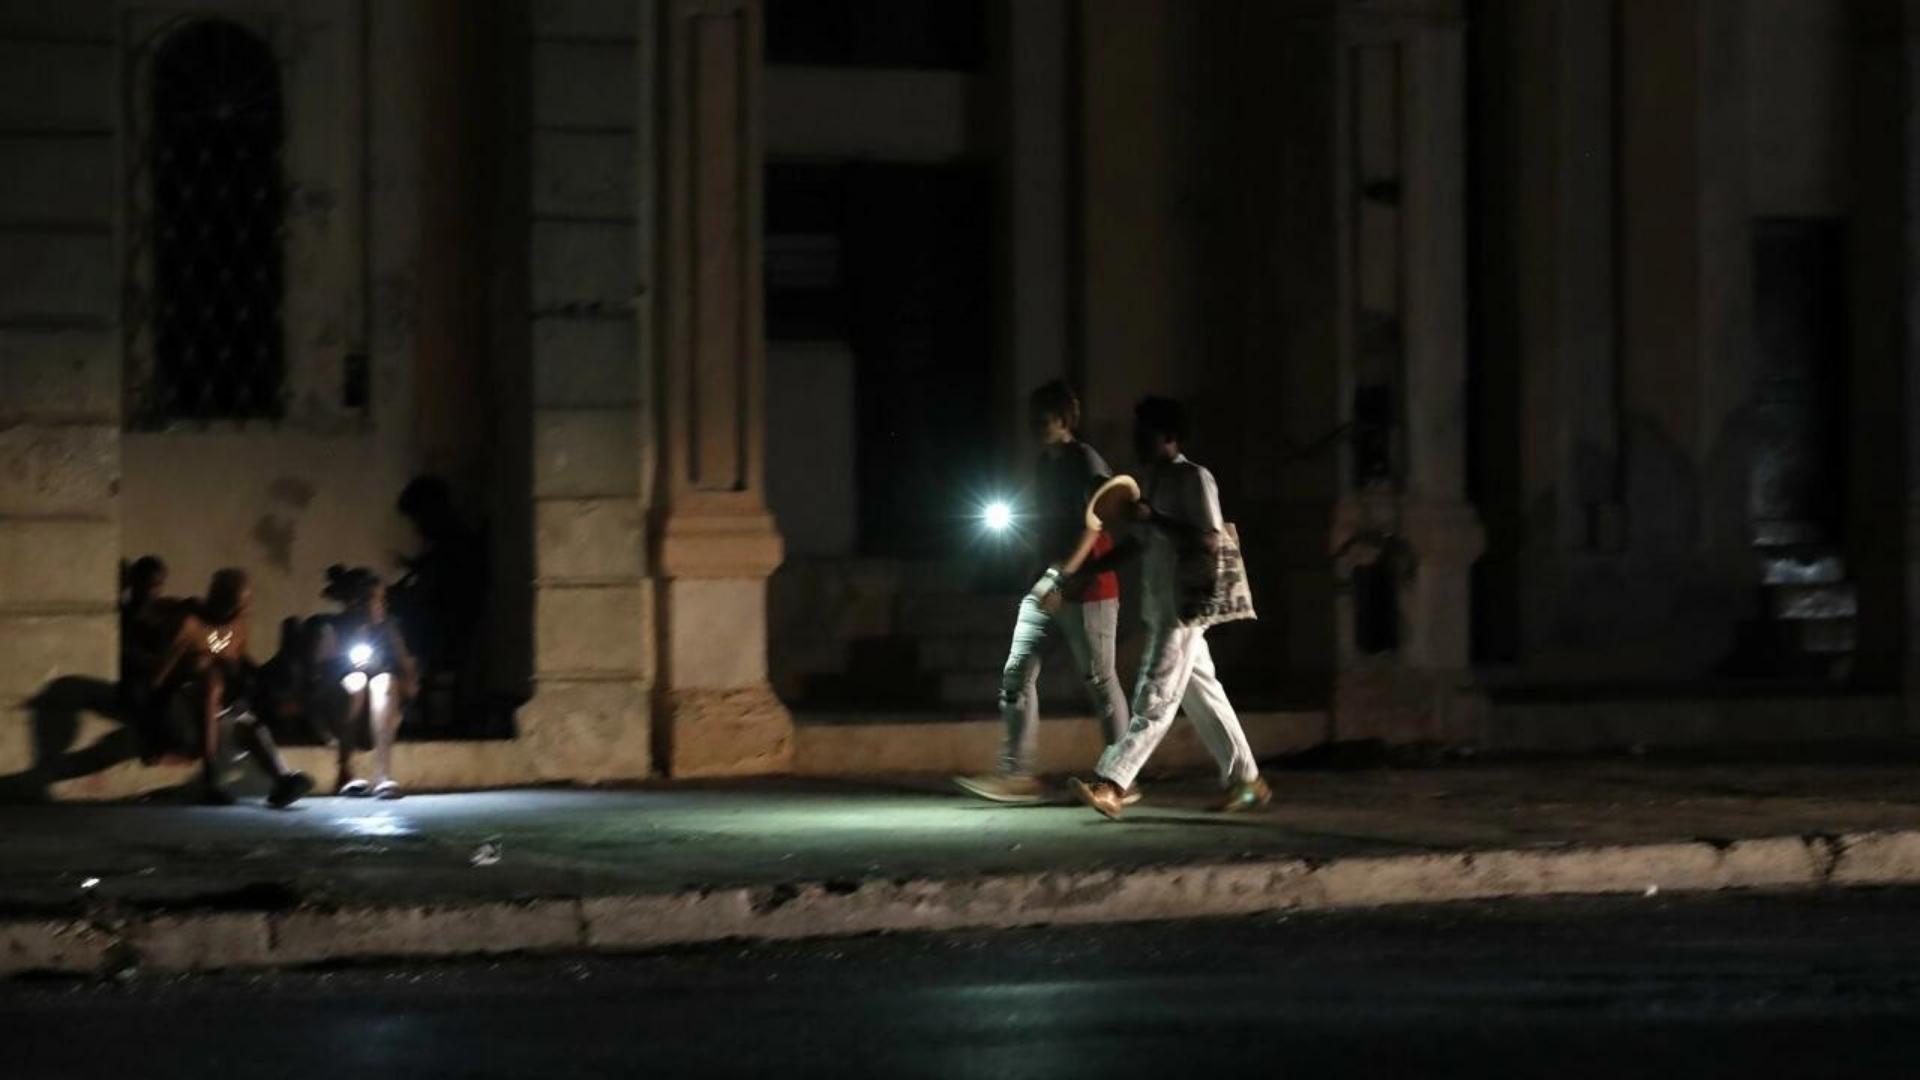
[998,595,1127,776]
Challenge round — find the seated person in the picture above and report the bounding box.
[391,475,486,719]
[132,568,314,807]
[253,616,326,746]
[120,555,179,761]
[310,565,416,799]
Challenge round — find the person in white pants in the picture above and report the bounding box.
[955,381,1132,805]
[1065,396,1268,819]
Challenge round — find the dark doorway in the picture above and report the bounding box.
[1750,219,1848,545]
[843,162,995,558]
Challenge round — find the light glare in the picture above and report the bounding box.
[349,642,374,668]
[983,501,1014,532]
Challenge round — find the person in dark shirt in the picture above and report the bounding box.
[389,475,486,725]
[954,381,1131,805]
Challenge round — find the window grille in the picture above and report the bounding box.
[130,18,287,425]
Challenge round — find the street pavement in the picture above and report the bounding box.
[7,761,1920,915]
[8,887,1920,1078]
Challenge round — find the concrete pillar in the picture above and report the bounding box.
[1619,0,1752,546]
[1074,0,1201,459]
[0,5,122,787]
[516,0,655,782]
[1327,3,1485,739]
[1850,0,1920,694]
[1512,0,1623,555]
[650,0,793,776]
[996,0,1069,444]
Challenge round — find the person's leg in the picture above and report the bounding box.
[198,667,234,804]
[323,686,373,795]
[998,594,1052,776]
[1092,624,1203,791]
[368,673,403,797]
[1059,599,1128,748]
[1178,633,1260,787]
[955,594,1053,803]
[231,713,313,808]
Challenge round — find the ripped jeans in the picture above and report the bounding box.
[998,595,1128,777]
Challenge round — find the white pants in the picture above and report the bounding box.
[1095,623,1257,789]
[999,595,1127,776]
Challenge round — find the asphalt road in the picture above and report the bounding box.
[8,889,1920,1078]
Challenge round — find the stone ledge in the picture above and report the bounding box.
[1,827,1898,977]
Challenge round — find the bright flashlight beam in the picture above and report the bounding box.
[982,501,1014,532]
[349,642,374,668]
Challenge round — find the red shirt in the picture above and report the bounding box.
[1077,531,1120,603]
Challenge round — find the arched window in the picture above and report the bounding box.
[148,19,286,421]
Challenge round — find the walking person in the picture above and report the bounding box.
[1062,396,1269,819]
[953,381,1132,804]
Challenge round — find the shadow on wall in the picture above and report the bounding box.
[0,677,176,803]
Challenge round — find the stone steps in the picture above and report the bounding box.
[1748,536,1856,678]
[1760,549,1846,586]
[1769,583,1858,621]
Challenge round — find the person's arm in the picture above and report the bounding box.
[1145,465,1224,554]
[149,619,198,691]
[234,617,258,671]
[1073,535,1141,578]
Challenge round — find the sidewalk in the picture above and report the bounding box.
[7,759,1920,976]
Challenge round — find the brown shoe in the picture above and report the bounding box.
[1070,776,1126,820]
[1120,783,1144,807]
[954,773,1048,805]
[1215,775,1272,813]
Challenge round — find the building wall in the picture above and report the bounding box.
[117,0,441,639]
[0,0,124,783]
[1475,0,1863,686]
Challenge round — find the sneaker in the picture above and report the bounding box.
[1069,776,1126,820]
[268,771,316,809]
[953,773,1047,805]
[1215,775,1272,813]
[1120,783,1144,807]
[337,779,372,798]
[201,783,238,807]
[372,779,403,801]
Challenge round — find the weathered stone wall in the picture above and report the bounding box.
[115,1,427,640]
[0,2,122,780]
[1475,0,1865,687]
[513,0,656,781]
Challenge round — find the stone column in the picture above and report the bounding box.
[1850,0,1920,696]
[1328,3,1485,740]
[516,0,656,782]
[1512,0,1623,556]
[650,0,792,776]
[0,9,121,789]
[998,0,1069,439]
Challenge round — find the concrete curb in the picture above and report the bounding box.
[2,828,1906,978]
